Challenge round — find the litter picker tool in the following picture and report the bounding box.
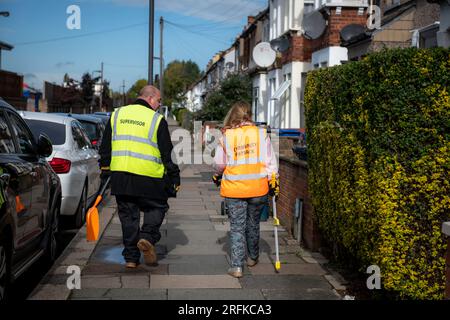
[86,176,111,242]
[271,173,281,271]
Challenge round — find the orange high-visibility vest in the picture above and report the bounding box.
[220,125,269,198]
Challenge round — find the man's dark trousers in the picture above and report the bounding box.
[116,194,169,264]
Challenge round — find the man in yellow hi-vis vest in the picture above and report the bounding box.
[99,85,180,268]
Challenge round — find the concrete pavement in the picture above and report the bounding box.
[28,162,346,300]
[28,121,347,300]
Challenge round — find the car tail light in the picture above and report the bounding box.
[91,139,98,146]
[49,158,71,174]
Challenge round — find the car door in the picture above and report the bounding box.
[6,111,49,250]
[70,121,90,195]
[74,122,100,198]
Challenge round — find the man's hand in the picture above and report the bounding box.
[212,174,222,188]
[269,174,280,201]
[174,184,180,193]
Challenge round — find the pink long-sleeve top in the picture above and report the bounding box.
[213,123,278,179]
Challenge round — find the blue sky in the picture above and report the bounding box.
[0,0,267,92]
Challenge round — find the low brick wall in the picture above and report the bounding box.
[277,155,321,251]
[443,222,450,299]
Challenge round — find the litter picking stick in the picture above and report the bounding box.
[86,176,111,242]
[272,196,281,271]
[271,174,281,271]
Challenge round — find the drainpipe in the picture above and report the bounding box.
[294,198,303,244]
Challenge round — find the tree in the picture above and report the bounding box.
[195,73,252,122]
[81,72,95,106]
[163,60,201,108]
[127,79,148,100]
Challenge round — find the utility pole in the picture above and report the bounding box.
[99,62,104,112]
[160,16,164,106]
[121,80,126,106]
[148,0,155,84]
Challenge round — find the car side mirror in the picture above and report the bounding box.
[37,134,53,157]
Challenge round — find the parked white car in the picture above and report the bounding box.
[19,112,101,228]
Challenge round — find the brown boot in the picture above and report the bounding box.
[137,239,157,265]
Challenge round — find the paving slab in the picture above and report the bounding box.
[69,288,109,299]
[158,254,229,265]
[169,262,229,275]
[161,223,214,231]
[81,275,122,289]
[248,263,327,276]
[105,289,167,300]
[239,275,333,290]
[28,284,70,300]
[261,288,340,300]
[150,275,241,289]
[121,275,150,288]
[168,289,265,300]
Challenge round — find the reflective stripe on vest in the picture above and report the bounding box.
[110,104,164,178]
[111,150,162,164]
[220,126,269,198]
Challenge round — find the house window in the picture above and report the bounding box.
[253,87,259,122]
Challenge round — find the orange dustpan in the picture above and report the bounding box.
[86,176,110,242]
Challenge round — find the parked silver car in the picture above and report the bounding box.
[19,112,101,228]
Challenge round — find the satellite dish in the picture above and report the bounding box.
[302,11,327,40]
[252,42,276,68]
[270,36,290,53]
[225,62,234,69]
[340,24,366,42]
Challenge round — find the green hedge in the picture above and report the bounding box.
[305,48,450,299]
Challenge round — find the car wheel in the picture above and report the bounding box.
[74,184,87,229]
[44,204,59,263]
[0,236,11,301]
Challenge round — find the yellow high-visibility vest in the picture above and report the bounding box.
[110,104,164,178]
[220,125,269,198]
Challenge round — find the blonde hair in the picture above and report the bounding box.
[223,101,253,129]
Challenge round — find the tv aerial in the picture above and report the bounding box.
[225,62,235,69]
[252,42,276,68]
[302,11,327,40]
[270,36,290,53]
[340,24,366,42]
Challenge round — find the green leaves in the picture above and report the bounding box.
[195,74,252,122]
[305,47,450,299]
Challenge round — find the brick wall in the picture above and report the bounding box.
[282,7,367,64]
[278,156,321,251]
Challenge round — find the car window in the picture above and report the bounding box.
[75,121,93,149]
[25,119,66,145]
[0,112,15,154]
[8,112,36,155]
[71,121,88,150]
[79,121,97,140]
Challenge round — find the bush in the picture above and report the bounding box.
[305,48,450,299]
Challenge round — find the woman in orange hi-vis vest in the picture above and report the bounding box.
[213,101,279,278]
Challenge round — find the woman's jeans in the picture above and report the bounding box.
[225,194,268,268]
